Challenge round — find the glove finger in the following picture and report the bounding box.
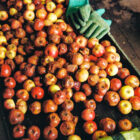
[75,12,86,27]
[90,26,105,38]
[95,9,105,16]
[104,19,112,26]
[84,23,98,38]
[79,4,92,22]
[96,29,108,40]
[79,20,93,34]
[69,14,80,30]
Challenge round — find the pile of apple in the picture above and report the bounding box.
[0,0,140,140]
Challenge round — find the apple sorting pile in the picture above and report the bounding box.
[0,0,140,140]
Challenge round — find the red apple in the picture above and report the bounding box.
[101,40,111,47]
[36,9,47,19]
[81,109,95,121]
[73,92,86,103]
[110,78,122,91]
[104,91,120,106]
[130,96,140,110]
[114,62,122,69]
[45,44,58,58]
[134,87,140,97]
[96,58,108,70]
[83,121,97,134]
[31,87,44,100]
[118,68,130,79]
[94,94,104,102]
[34,19,44,31]
[125,75,139,88]
[48,24,62,36]
[0,64,11,77]
[99,78,110,90]
[92,44,105,57]
[104,52,116,63]
[87,38,99,49]
[96,81,108,96]
[75,36,88,48]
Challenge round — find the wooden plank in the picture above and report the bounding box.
[110,22,140,72]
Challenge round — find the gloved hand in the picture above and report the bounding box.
[79,9,112,39]
[67,4,112,39]
[67,4,92,29]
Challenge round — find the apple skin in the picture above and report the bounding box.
[114,62,122,69]
[88,38,99,49]
[81,109,95,121]
[130,96,140,110]
[118,68,130,79]
[101,40,111,47]
[118,100,132,114]
[83,121,97,134]
[119,85,134,100]
[99,78,110,90]
[94,94,104,102]
[67,135,81,140]
[104,52,116,63]
[106,64,118,76]
[134,87,140,97]
[23,10,35,21]
[45,44,58,58]
[104,91,120,106]
[92,130,108,140]
[118,119,132,131]
[75,36,88,48]
[110,78,122,91]
[96,58,108,70]
[125,75,140,88]
[92,44,105,57]
[105,45,116,53]
[96,81,108,96]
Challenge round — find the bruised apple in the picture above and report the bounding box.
[104,91,120,106]
[118,68,130,79]
[92,130,107,140]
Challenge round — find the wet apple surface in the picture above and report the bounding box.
[0,0,140,140]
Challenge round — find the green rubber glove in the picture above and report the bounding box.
[67,4,92,29]
[79,9,112,39]
[99,128,140,140]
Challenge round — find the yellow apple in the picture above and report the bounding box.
[119,85,134,100]
[68,135,81,140]
[118,100,132,114]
